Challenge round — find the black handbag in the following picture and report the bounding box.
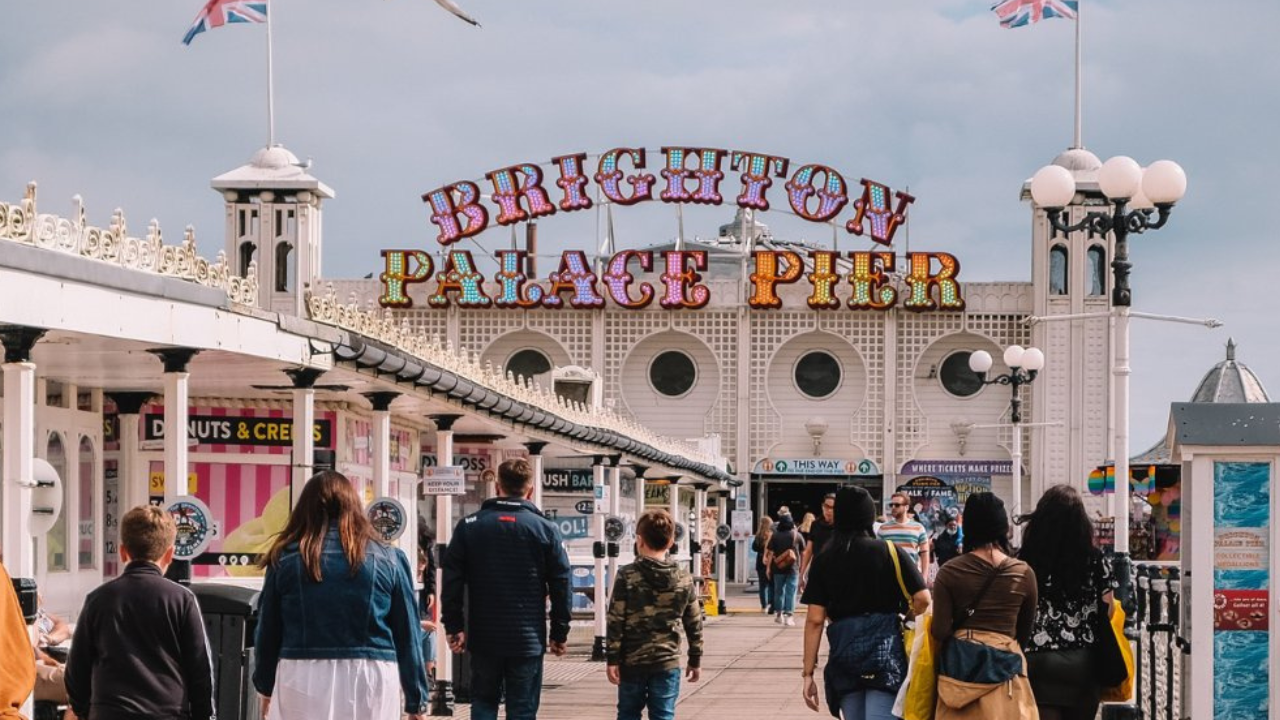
[938,559,1023,685]
[1089,600,1127,687]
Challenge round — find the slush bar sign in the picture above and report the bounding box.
[543,469,594,493]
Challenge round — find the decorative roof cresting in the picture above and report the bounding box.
[0,182,259,306]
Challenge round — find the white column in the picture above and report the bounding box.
[530,451,545,509]
[692,486,707,581]
[2,361,36,579]
[372,409,391,498]
[716,493,727,613]
[606,459,622,590]
[290,386,316,506]
[591,457,607,660]
[1113,307,1131,556]
[431,415,459,708]
[163,371,191,504]
[669,482,683,566]
[118,414,144,512]
[1011,421,1023,546]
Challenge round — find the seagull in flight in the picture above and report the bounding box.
[433,0,481,26]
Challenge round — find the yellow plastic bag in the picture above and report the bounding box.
[1100,604,1135,703]
[892,613,937,720]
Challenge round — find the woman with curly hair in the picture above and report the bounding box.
[1019,484,1117,720]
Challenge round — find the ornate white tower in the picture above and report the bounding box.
[212,145,334,315]
[1025,148,1115,510]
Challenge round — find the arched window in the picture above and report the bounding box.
[46,433,68,572]
[239,242,256,276]
[275,242,294,292]
[1088,246,1107,296]
[505,349,552,382]
[1049,245,1068,295]
[79,436,96,570]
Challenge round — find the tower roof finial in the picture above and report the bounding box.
[1227,337,1236,362]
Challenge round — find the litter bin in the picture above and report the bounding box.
[192,583,262,720]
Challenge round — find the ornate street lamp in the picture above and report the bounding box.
[1029,156,1187,603]
[969,345,1046,544]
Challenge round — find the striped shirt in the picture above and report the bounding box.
[876,519,928,567]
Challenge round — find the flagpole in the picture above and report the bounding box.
[266,0,276,147]
[1073,2,1082,149]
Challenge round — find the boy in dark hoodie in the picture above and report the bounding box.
[606,509,703,720]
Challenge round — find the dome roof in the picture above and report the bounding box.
[1132,339,1270,463]
[211,144,335,198]
[1051,147,1102,172]
[1189,339,1271,403]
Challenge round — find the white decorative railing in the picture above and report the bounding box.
[0,182,259,305]
[306,283,723,472]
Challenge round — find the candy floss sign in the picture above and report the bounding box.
[378,146,965,313]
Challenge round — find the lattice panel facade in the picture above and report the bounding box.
[895,313,965,460]
[399,309,449,346]
[814,313,888,463]
[602,311,741,461]
[452,310,594,368]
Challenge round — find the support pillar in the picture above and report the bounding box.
[149,349,200,505]
[668,480,685,571]
[0,326,43,720]
[606,455,622,597]
[105,392,154,577]
[430,414,462,716]
[590,455,607,661]
[692,483,708,584]
[716,492,728,616]
[524,441,548,509]
[365,392,399,498]
[285,368,324,507]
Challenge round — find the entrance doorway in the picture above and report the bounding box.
[756,475,884,524]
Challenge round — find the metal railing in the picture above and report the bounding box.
[1133,562,1188,720]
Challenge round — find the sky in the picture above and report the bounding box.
[2,0,1276,449]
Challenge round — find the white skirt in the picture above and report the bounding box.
[268,658,401,720]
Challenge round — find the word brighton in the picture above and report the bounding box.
[421,146,915,247]
[378,248,964,312]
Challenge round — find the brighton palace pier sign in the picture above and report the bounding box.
[378,146,964,312]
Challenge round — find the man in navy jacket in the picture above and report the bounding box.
[442,458,572,720]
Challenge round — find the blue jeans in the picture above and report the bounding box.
[839,688,897,720]
[757,570,773,611]
[617,667,681,720]
[772,572,798,614]
[470,652,544,720]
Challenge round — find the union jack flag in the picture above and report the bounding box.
[183,0,268,45]
[991,0,1078,29]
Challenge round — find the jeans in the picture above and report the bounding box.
[772,571,798,615]
[617,667,681,720]
[470,652,544,720]
[757,570,773,611]
[838,688,897,720]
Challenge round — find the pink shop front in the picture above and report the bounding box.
[103,400,425,579]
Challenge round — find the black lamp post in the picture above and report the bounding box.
[1029,155,1187,615]
[968,345,1045,544]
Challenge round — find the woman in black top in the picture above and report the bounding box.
[801,486,930,718]
[1019,484,1116,720]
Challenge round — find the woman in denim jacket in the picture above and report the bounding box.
[253,471,429,720]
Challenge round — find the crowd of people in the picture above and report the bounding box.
[0,466,1117,720]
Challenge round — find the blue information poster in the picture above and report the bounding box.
[1213,461,1271,720]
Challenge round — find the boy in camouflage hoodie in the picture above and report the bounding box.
[606,509,703,720]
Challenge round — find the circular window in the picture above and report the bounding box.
[794,351,842,399]
[939,351,985,398]
[648,350,697,398]
[505,348,552,381]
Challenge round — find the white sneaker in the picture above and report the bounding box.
[775,613,784,624]
[784,614,796,627]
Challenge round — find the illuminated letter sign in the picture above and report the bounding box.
[382,144,969,312]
